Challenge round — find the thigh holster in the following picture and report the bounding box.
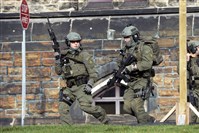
[59,89,73,106]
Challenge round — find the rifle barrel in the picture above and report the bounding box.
[47,17,53,31]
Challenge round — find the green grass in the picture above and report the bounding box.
[1,124,199,133]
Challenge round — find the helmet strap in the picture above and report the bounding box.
[65,37,69,46]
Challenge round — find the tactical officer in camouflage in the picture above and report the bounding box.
[118,25,155,124]
[55,32,109,125]
[187,41,199,123]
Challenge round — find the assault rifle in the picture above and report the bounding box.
[92,54,136,97]
[107,54,137,88]
[47,17,61,61]
[47,17,70,66]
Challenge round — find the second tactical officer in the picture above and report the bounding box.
[187,41,199,123]
[55,32,109,125]
[118,25,156,124]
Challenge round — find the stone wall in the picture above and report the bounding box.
[1,1,199,125]
[1,0,199,13]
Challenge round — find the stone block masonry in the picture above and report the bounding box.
[1,5,199,125]
[1,0,199,13]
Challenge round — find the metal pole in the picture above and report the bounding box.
[21,29,26,126]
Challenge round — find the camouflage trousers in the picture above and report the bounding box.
[190,81,199,123]
[58,84,109,125]
[191,104,199,123]
[123,78,155,124]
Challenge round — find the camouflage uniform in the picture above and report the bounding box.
[119,25,155,124]
[189,58,199,123]
[187,41,199,123]
[55,32,109,125]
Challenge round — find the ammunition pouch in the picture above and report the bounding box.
[66,75,88,88]
[133,89,144,99]
[62,64,73,79]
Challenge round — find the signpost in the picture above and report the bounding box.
[20,0,29,126]
[20,0,29,30]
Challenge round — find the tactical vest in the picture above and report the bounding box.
[61,50,89,79]
[190,57,199,78]
[121,43,152,78]
[123,42,144,62]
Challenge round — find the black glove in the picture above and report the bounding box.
[84,84,92,94]
[125,64,137,72]
[84,79,94,94]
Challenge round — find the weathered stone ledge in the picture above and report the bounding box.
[1,7,199,19]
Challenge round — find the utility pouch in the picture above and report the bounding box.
[62,64,73,79]
[133,89,143,99]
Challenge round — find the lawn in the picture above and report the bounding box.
[1,124,198,133]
